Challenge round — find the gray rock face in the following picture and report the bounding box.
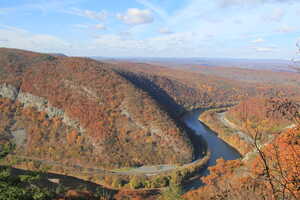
[0,83,85,133]
[45,106,64,119]
[62,114,84,133]
[11,129,27,146]
[0,83,19,100]
[17,93,48,112]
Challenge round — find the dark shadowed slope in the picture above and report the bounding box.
[0,48,194,170]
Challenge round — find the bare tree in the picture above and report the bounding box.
[250,98,300,200]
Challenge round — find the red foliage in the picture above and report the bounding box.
[0,48,194,168]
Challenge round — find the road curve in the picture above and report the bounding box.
[10,110,242,189]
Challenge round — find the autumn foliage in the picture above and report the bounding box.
[0,48,194,169]
[185,99,300,200]
[226,97,292,141]
[109,61,300,112]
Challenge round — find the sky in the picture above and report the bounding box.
[0,0,300,59]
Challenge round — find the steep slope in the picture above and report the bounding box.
[184,125,300,200]
[107,61,300,112]
[0,48,194,169]
[226,97,292,139]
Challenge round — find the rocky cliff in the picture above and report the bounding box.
[0,48,194,169]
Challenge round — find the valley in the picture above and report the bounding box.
[0,48,299,200]
[1,1,300,199]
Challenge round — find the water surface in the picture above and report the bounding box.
[183,110,241,189]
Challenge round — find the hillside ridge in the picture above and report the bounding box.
[0,48,194,170]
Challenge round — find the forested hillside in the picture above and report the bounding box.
[185,123,300,200]
[184,96,300,200]
[1,48,299,199]
[0,48,194,170]
[108,61,300,111]
[226,97,293,141]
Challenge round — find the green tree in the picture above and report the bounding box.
[129,176,143,189]
[160,183,185,200]
[0,143,52,200]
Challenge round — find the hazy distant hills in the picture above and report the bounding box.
[106,60,300,111]
[93,57,297,72]
[1,48,300,174]
[49,53,68,57]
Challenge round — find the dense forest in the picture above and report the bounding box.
[0,48,194,170]
[226,97,293,141]
[108,61,300,110]
[185,109,300,200]
[1,48,300,200]
[107,60,300,200]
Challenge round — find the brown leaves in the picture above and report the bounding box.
[66,130,79,145]
[267,98,300,125]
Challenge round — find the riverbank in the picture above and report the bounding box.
[3,110,211,190]
[5,149,211,191]
[4,109,245,191]
[199,108,253,156]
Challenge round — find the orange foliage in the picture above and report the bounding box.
[252,126,300,199]
[185,126,300,200]
[66,130,79,145]
[201,158,243,185]
[0,48,194,169]
[227,97,291,140]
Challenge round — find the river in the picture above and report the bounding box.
[183,110,241,189]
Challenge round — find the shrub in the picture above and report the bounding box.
[111,177,126,188]
[170,171,183,185]
[150,176,170,188]
[160,184,184,200]
[95,187,115,200]
[129,176,143,189]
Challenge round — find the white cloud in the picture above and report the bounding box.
[95,24,106,30]
[276,25,296,33]
[1,0,81,15]
[219,0,298,7]
[1,0,298,59]
[219,0,261,7]
[0,25,70,52]
[136,0,169,20]
[159,28,173,34]
[254,47,277,52]
[67,8,108,21]
[251,38,265,43]
[91,31,211,57]
[117,8,153,25]
[73,24,106,30]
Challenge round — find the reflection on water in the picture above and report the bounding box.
[183,110,241,190]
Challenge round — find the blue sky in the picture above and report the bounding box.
[0,0,299,59]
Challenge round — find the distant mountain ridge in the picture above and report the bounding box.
[93,57,296,72]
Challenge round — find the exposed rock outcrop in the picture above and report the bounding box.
[0,83,85,134]
[0,48,195,169]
